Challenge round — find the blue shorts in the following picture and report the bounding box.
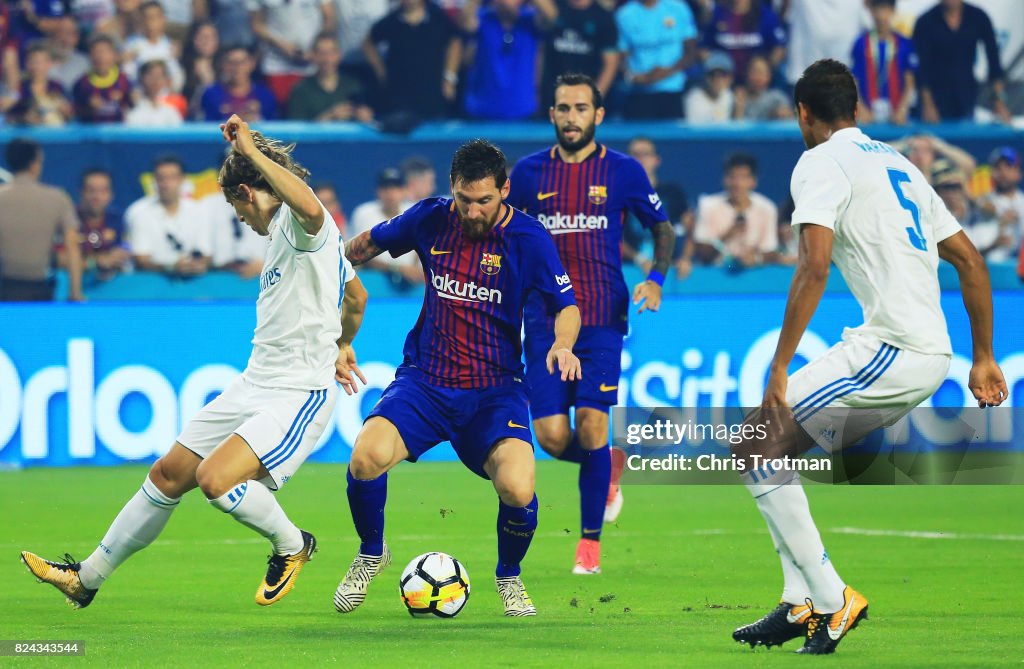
[367,369,533,479]
[524,325,624,419]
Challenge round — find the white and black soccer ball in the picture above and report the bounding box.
[399,552,471,618]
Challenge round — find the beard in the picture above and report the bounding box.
[460,214,496,240]
[556,121,596,153]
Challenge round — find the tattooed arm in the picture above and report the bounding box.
[631,219,676,314]
[345,230,387,266]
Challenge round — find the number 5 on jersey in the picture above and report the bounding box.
[887,168,926,252]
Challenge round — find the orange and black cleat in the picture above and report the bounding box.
[797,586,869,655]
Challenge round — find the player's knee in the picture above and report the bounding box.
[535,424,572,457]
[149,456,191,498]
[348,444,391,480]
[496,481,535,508]
[575,411,609,451]
[194,460,232,499]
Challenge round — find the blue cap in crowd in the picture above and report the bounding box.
[989,146,1021,168]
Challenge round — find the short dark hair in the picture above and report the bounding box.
[553,72,603,109]
[87,33,117,52]
[140,1,164,14]
[724,152,758,175]
[25,41,51,58]
[313,31,338,47]
[139,59,168,78]
[868,0,896,7]
[793,59,858,124]
[217,44,252,64]
[80,167,112,188]
[450,139,507,189]
[153,154,185,173]
[5,138,41,173]
[400,155,434,179]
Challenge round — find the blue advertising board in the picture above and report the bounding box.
[0,293,1021,468]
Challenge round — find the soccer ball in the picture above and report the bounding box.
[399,552,471,618]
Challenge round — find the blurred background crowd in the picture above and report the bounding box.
[0,0,1022,301]
[0,0,1021,126]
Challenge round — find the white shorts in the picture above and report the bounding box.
[176,376,338,489]
[786,332,950,452]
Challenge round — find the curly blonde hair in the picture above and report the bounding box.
[218,130,311,201]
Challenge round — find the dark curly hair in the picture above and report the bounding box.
[450,139,507,189]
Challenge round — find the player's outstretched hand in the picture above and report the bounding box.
[969,358,1008,407]
[547,347,582,382]
[220,114,257,158]
[632,280,662,314]
[335,343,368,395]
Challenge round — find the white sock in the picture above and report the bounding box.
[209,481,303,556]
[79,476,180,590]
[761,511,812,606]
[749,474,846,613]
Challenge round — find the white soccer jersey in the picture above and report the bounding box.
[243,198,355,390]
[790,127,962,356]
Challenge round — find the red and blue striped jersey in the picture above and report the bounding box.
[371,197,576,389]
[507,144,667,333]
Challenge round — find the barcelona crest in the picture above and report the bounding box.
[480,252,502,276]
[588,185,607,205]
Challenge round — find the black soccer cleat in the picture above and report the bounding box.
[733,601,812,648]
[796,586,869,655]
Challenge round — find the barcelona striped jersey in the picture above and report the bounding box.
[371,198,576,389]
[507,144,668,333]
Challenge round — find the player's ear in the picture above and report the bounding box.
[548,105,556,125]
[500,176,511,200]
[595,105,605,126]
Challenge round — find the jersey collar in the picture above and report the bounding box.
[549,143,606,163]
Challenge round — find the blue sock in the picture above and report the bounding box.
[579,445,611,541]
[346,468,387,556]
[553,434,585,464]
[496,494,538,578]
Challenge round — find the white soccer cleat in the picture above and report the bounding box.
[333,543,391,613]
[604,486,624,523]
[496,576,537,617]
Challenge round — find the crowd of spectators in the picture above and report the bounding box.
[1,127,1021,303]
[0,0,1020,127]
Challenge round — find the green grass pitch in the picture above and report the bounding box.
[1,462,1021,667]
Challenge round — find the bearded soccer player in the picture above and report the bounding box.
[731,60,1007,654]
[334,139,582,617]
[506,73,675,574]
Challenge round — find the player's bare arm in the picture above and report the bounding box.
[762,223,833,409]
[937,230,1008,407]
[220,114,324,235]
[632,219,675,314]
[336,274,369,396]
[345,230,387,266]
[546,305,582,382]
